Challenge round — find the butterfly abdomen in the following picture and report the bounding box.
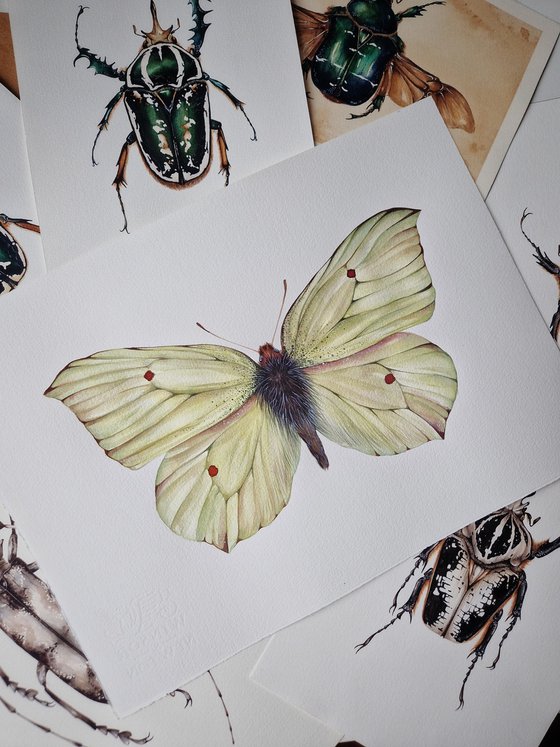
[255,346,329,469]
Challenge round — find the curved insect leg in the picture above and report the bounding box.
[73,6,125,80]
[0,666,52,707]
[457,609,503,709]
[488,572,528,670]
[91,88,126,166]
[534,535,560,558]
[390,542,439,612]
[355,568,433,652]
[169,688,192,707]
[36,664,152,745]
[396,1,445,21]
[205,75,257,141]
[113,132,137,234]
[347,66,392,120]
[211,119,230,186]
[207,670,235,746]
[0,694,87,747]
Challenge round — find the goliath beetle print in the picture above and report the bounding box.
[355,496,560,706]
[293,0,474,130]
[0,214,39,296]
[74,1,257,232]
[521,209,560,346]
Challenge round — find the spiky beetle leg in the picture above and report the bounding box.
[397,1,445,21]
[458,609,503,709]
[37,664,152,744]
[534,535,560,558]
[74,6,125,81]
[0,666,52,707]
[355,569,433,652]
[488,572,527,670]
[113,132,137,234]
[189,0,212,56]
[390,542,439,613]
[211,119,231,186]
[205,75,258,141]
[0,694,87,747]
[92,88,126,166]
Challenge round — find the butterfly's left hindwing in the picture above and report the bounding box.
[156,397,301,552]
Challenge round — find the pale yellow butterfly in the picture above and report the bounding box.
[45,208,457,552]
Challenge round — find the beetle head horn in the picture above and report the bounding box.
[133,1,179,46]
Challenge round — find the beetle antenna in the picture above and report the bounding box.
[196,322,258,354]
[271,279,288,347]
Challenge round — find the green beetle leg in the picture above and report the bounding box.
[211,119,230,186]
[396,1,445,21]
[113,132,137,234]
[74,6,125,81]
[205,75,257,141]
[91,87,126,167]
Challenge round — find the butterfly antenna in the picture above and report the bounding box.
[196,322,258,354]
[271,279,288,347]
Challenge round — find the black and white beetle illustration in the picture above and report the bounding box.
[0,518,155,744]
[520,209,560,346]
[355,496,560,706]
[0,517,237,744]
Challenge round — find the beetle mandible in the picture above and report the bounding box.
[355,496,560,706]
[74,0,257,232]
[293,0,474,130]
[0,213,40,296]
[520,209,560,347]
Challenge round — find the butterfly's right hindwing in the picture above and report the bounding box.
[282,209,435,366]
[45,346,257,469]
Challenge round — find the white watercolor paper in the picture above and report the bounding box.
[522,0,560,101]
[253,480,560,747]
[0,101,560,715]
[8,0,313,267]
[0,84,45,295]
[487,98,560,346]
[0,507,340,747]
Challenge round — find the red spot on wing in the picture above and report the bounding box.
[385,373,396,384]
[346,268,356,278]
[208,465,219,478]
[144,370,155,381]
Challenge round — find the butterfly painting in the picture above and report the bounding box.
[45,208,457,552]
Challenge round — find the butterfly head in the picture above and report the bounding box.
[258,343,283,366]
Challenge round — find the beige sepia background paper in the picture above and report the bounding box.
[299,0,541,181]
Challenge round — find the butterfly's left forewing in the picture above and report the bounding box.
[45,346,257,469]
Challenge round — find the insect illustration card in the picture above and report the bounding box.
[0,84,44,297]
[8,0,313,266]
[0,509,341,747]
[1,100,560,714]
[292,0,558,195]
[522,0,560,101]
[487,99,560,349]
[253,480,560,747]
